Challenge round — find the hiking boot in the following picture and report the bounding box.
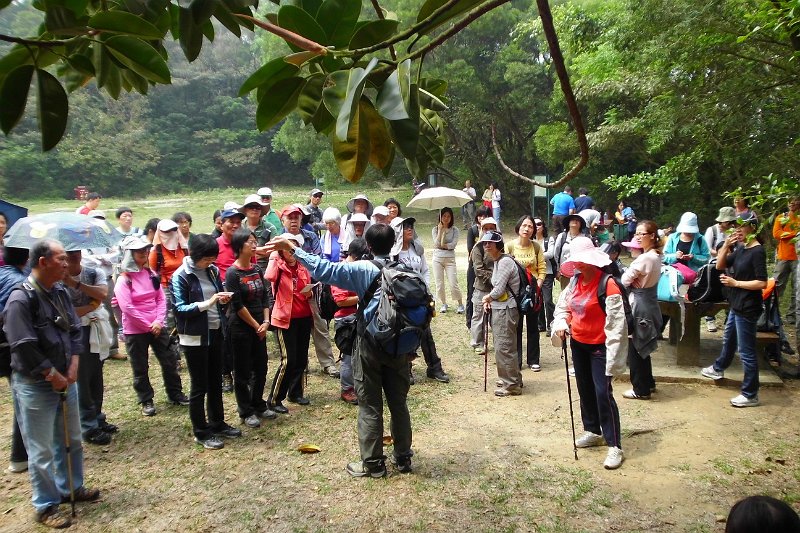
[222,373,234,392]
[701,365,724,380]
[324,366,340,378]
[706,320,717,333]
[346,461,386,478]
[341,389,358,405]
[730,394,759,408]
[494,387,522,397]
[604,447,624,470]
[141,400,156,417]
[84,427,112,445]
[575,431,606,448]
[427,369,450,383]
[622,389,651,400]
[195,436,224,450]
[170,393,190,406]
[213,424,242,438]
[271,402,289,414]
[258,408,277,420]
[242,415,261,428]
[99,421,118,433]
[456,305,465,314]
[390,455,413,474]
[288,396,310,405]
[61,486,100,503]
[7,460,28,473]
[35,505,71,529]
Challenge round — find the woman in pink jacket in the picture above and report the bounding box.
[265,233,313,414]
[114,237,188,417]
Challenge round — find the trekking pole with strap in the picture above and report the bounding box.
[483,308,490,392]
[60,390,77,517]
[561,336,578,460]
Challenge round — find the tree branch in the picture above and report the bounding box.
[369,0,397,61]
[719,48,797,74]
[0,34,72,47]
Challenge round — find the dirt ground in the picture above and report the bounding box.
[2,225,799,532]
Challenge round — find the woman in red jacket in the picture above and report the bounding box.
[265,233,313,414]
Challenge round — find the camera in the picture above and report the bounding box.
[53,315,71,332]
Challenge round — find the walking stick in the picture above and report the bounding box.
[60,390,76,517]
[483,309,490,392]
[561,338,578,460]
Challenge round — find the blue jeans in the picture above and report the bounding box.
[570,339,622,448]
[492,207,501,228]
[11,375,85,513]
[712,310,759,399]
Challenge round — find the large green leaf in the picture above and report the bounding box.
[335,57,378,141]
[321,70,349,120]
[376,69,409,121]
[316,0,360,48]
[418,88,447,111]
[88,11,164,39]
[349,19,398,49]
[0,47,34,90]
[301,0,323,17]
[213,2,242,37]
[0,0,12,8]
[122,69,150,95]
[179,6,204,61]
[64,0,89,16]
[105,36,171,84]
[45,5,89,37]
[238,56,299,96]
[420,77,447,97]
[0,65,34,135]
[415,0,483,35]
[66,54,95,76]
[397,58,412,112]
[388,83,419,159]
[332,103,370,183]
[359,98,393,170]
[190,0,216,24]
[36,69,69,151]
[201,18,215,41]
[277,5,328,52]
[256,76,305,131]
[298,72,325,124]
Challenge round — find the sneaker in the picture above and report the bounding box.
[271,402,289,414]
[575,431,606,448]
[470,342,480,348]
[568,366,575,377]
[84,427,112,445]
[242,414,261,428]
[213,424,243,438]
[35,505,71,529]
[427,369,450,383]
[7,460,28,473]
[288,396,310,405]
[475,346,486,355]
[141,400,156,417]
[390,455,413,473]
[324,366,341,378]
[494,387,522,397]
[529,364,541,372]
[701,365,724,380]
[439,304,448,313]
[99,421,119,433]
[170,393,190,406]
[706,320,717,333]
[496,379,504,387]
[61,485,100,503]
[730,394,759,407]
[258,408,277,420]
[456,305,465,314]
[222,373,234,392]
[604,447,624,470]
[622,389,651,400]
[346,461,386,478]
[341,389,358,405]
[195,436,224,450]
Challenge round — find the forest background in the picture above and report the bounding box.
[0,0,798,227]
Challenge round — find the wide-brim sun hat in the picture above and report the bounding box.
[346,194,374,214]
[223,201,242,211]
[480,217,498,228]
[372,206,390,218]
[239,194,269,216]
[563,213,587,231]
[348,213,369,224]
[621,240,643,250]
[560,236,611,278]
[479,230,503,244]
[257,187,273,197]
[87,210,105,220]
[715,206,736,223]
[122,235,152,251]
[675,212,700,233]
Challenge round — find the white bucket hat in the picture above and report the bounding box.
[675,212,700,234]
[559,236,611,277]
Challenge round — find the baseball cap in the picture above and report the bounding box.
[310,188,323,197]
[372,206,390,218]
[122,235,152,251]
[257,187,273,197]
[285,233,305,247]
[281,205,303,218]
[223,201,242,211]
[220,209,245,221]
[480,217,497,228]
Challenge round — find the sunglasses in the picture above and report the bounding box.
[534,221,543,226]
[312,194,323,198]
[260,196,272,200]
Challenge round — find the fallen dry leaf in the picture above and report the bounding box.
[383,435,394,445]
[297,443,322,454]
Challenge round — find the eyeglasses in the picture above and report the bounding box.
[312,194,323,198]
[535,222,543,226]
[634,232,652,237]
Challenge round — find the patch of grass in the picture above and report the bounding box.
[673,462,692,472]
[711,457,735,476]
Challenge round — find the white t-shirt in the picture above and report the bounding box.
[491,189,501,209]
[463,186,476,200]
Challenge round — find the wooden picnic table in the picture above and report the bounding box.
[658,300,729,366]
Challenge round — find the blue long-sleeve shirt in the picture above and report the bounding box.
[293,248,388,322]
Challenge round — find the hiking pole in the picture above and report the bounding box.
[60,390,76,517]
[483,309,490,392]
[561,337,578,460]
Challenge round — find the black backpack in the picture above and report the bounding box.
[570,271,634,333]
[316,283,339,321]
[504,255,542,314]
[685,260,725,303]
[357,260,434,357]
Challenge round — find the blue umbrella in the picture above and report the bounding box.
[5,212,123,251]
[0,199,28,228]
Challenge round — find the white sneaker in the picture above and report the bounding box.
[529,364,541,372]
[604,447,624,469]
[568,366,575,377]
[706,320,717,332]
[456,305,465,314]
[622,389,650,400]
[440,304,448,313]
[475,346,486,354]
[7,461,28,473]
[701,365,724,380]
[730,394,759,407]
[575,431,606,448]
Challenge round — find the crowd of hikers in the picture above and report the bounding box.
[0,184,798,528]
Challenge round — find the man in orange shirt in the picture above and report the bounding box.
[773,197,799,324]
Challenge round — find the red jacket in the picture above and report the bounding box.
[265,251,311,330]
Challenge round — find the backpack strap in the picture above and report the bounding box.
[597,272,612,314]
[355,260,385,334]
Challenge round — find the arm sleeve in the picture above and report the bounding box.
[148,249,158,272]
[447,227,459,250]
[154,285,167,325]
[488,257,514,300]
[603,290,629,376]
[535,244,546,281]
[172,273,201,316]
[549,283,573,346]
[690,236,710,268]
[772,217,783,240]
[471,247,492,285]
[543,237,555,260]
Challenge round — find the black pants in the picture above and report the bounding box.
[184,329,225,440]
[269,317,312,405]
[419,327,444,373]
[538,274,555,332]
[516,308,541,367]
[571,338,621,448]
[628,344,656,396]
[125,329,184,404]
[77,326,104,437]
[230,319,268,418]
[6,376,27,463]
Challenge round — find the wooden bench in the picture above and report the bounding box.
[658,300,728,366]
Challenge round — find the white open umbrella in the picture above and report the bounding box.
[406,187,474,211]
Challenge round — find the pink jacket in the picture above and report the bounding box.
[114,269,166,335]
[265,251,311,330]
